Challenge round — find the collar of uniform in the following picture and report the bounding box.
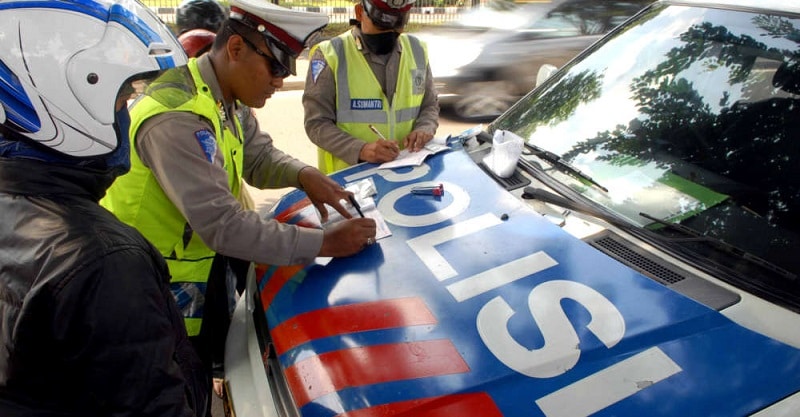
[196,54,239,121]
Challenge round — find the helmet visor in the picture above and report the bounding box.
[362,0,409,30]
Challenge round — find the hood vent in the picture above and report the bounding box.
[586,231,740,311]
[478,163,531,191]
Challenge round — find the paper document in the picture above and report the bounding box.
[378,140,450,169]
[321,196,392,240]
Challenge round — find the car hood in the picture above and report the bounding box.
[256,148,800,416]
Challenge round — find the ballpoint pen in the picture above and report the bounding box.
[368,124,388,141]
[348,194,365,218]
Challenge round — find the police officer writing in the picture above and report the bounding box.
[0,1,207,415]
[303,0,440,174]
[101,0,377,413]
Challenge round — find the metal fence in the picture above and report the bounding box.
[150,0,481,27]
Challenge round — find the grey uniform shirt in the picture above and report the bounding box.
[303,27,440,165]
[135,55,323,266]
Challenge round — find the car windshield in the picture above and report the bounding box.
[492,4,800,306]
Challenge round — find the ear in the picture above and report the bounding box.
[226,34,246,62]
[354,3,364,21]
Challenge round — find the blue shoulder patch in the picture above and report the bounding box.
[311,59,326,84]
[194,129,217,163]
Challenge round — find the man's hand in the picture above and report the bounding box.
[319,217,378,257]
[403,130,434,152]
[213,378,224,398]
[298,167,353,223]
[359,139,400,163]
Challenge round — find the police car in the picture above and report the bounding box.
[224,0,800,415]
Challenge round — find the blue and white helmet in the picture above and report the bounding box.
[0,0,188,158]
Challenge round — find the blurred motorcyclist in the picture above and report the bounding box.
[0,0,206,415]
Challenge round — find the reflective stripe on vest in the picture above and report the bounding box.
[314,31,428,173]
[100,59,244,335]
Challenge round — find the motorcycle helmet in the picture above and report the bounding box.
[175,0,227,35]
[179,28,217,57]
[0,0,188,159]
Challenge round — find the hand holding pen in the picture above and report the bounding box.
[348,194,365,218]
[358,124,400,163]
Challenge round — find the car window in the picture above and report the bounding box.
[444,0,652,36]
[493,4,800,306]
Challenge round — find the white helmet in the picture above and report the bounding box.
[0,0,188,158]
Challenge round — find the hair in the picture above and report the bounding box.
[212,19,252,51]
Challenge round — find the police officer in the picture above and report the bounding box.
[0,1,206,415]
[101,0,377,414]
[303,0,440,174]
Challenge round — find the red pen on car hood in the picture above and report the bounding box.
[411,183,444,196]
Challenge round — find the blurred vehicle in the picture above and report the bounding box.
[417,0,653,120]
[224,0,800,416]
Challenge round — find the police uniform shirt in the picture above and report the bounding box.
[302,26,440,165]
[134,54,324,266]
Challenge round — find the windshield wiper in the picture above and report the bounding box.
[638,212,797,281]
[522,187,629,228]
[524,142,609,192]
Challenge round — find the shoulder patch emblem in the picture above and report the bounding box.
[194,129,217,163]
[311,59,327,84]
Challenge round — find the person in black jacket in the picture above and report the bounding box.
[0,1,206,416]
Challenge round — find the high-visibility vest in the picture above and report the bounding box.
[101,59,243,336]
[313,31,428,174]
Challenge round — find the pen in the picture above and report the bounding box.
[411,183,444,196]
[368,124,388,141]
[348,194,365,218]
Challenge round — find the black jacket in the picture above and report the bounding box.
[0,158,207,416]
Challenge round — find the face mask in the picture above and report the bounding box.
[362,31,400,55]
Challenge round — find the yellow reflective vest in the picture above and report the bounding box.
[101,59,243,336]
[313,31,428,174]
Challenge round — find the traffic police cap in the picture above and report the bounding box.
[362,0,416,30]
[228,0,328,75]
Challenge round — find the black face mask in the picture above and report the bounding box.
[362,31,400,55]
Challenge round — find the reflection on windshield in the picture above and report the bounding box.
[493,4,800,298]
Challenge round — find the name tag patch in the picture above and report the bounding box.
[351,99,383,110]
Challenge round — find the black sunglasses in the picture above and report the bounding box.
[231,27,291,79]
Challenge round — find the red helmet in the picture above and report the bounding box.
[178,28,217,58]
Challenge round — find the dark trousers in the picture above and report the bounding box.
[189,254,249,417]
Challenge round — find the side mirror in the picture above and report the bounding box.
[536,64,558,87]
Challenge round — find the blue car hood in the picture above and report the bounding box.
[255,148,800,416]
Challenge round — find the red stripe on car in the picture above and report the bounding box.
[259,264,305,310]
[286,339,470,407]
[271,297,438,355]
[333,392,503,417]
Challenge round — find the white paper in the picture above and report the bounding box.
[378,142,450,169]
